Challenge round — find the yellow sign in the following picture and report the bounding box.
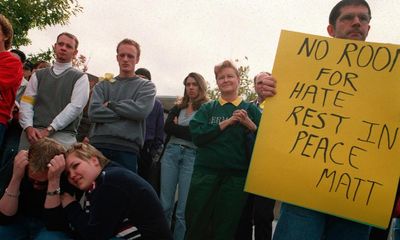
[245,30,400,229]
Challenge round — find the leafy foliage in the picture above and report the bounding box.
[207,59,256,101]
[27,48,54,65]
[27,48,87,72]
[1,0,82,47]
[72,54,88,72]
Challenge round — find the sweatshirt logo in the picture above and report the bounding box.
[209,116,229,124]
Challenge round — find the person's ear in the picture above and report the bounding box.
[89,156,100,167]
[327,24,335,37]
[73,49,78,58]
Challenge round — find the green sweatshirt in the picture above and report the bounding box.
[189,100,261,176]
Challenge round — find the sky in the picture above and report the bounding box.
[20,0,400,96]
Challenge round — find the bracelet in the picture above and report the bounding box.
[46,187,61,196]
[4,188,19,198]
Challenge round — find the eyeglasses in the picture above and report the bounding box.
[339,13,370,24]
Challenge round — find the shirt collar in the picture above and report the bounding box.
[53,61,72,71]
[218,96,242,106]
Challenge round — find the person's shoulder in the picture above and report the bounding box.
[103,163,142,182]
[68,67,83,73]
[202,100,216,108]
[170,104,180,112]
[126,76,155,88]
[197,100,216,111]
[154,98,163,107]
[66,67,86,78]
[104,162,131,175]
[245,101,262,118]
[141,78,156,88]
[94,79,112,89]
[0,51,19,63]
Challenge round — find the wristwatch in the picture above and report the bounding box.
[46,126,55,134]
[46,187,61,196]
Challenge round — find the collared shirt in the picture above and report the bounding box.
[253,99,264,112]
[218,96,242,106]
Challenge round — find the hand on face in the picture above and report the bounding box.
[13,150,29,181]
[47,154,66,182]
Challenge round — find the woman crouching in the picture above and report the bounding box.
[61,143,172,240]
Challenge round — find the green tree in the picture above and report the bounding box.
[207,59,256,101]
[28,48,88,72]
[27,48,54,65]
[1,0,82,47]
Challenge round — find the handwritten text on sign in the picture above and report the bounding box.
[245,30,400,229]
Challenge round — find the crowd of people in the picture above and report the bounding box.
[0,0,399,239]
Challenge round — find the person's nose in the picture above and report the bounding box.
[69,170,76,180]
[59,44,67,51]
[352,16,362,26]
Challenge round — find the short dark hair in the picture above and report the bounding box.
[23,61,34,71]
[253,71,271,84]
[135,68,151,80]
[0,15,13,50]
[34,60,51,70]
[10,49,26,63]
[329,0,371,26]
[57,32,79,49]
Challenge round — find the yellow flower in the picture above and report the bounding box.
[99,73,115,83]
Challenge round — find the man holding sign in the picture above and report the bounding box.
[273,0,372,239]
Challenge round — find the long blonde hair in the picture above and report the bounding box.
[66,143,109,168]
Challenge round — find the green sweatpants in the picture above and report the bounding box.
[185,170,248,240]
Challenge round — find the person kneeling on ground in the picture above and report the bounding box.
[61,142,172,240]
[0,138,77,239]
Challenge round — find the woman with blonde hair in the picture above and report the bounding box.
[185,60,261,240]
[61,143,172,239]
[160,72,208,240]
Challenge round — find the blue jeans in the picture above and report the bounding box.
[96,147,138,173]
[0,216,72,239]
[273,203,370,240]
[160,143,195,240]
[394,218,400,240]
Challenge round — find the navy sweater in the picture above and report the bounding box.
[64,163,172,240]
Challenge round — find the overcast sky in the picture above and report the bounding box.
[20,0,400,96]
